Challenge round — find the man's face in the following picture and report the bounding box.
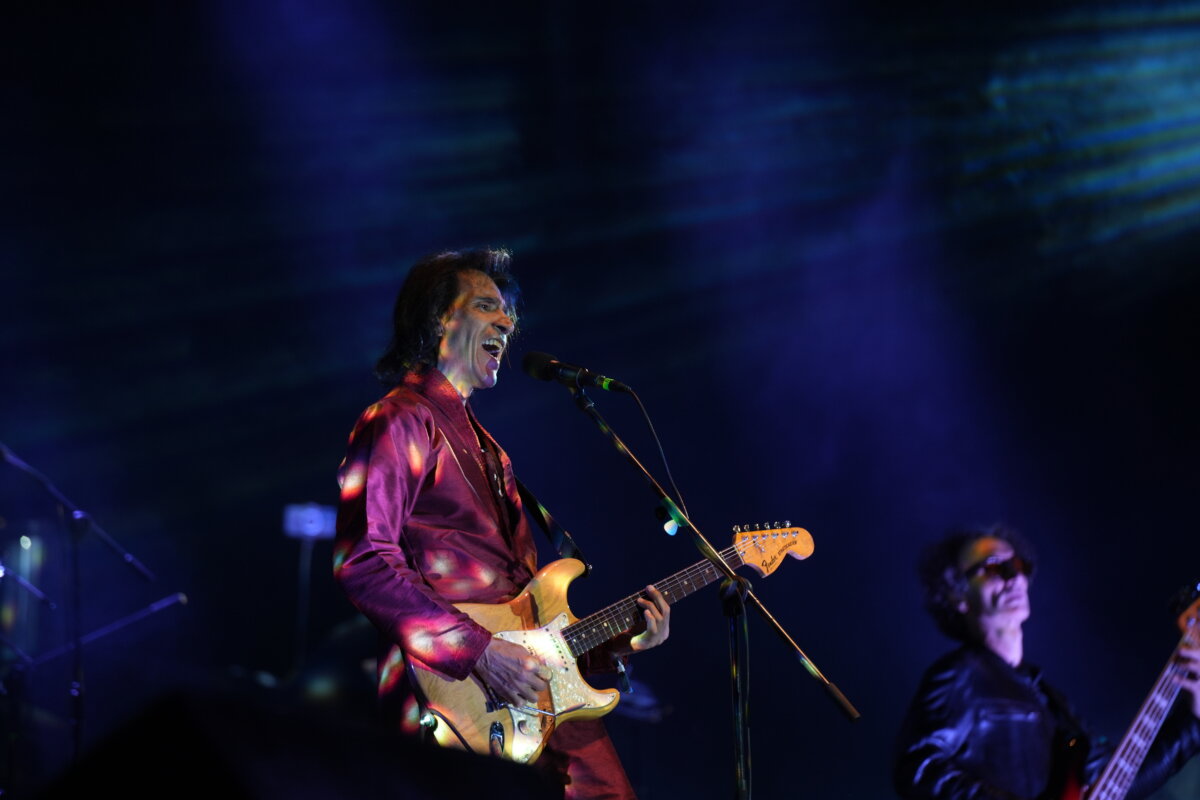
[956,536,1031,627]
[436,270,514,398]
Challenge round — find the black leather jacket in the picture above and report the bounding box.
[894,644,1200,800]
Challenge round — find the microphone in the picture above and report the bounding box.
[522,351,632,393]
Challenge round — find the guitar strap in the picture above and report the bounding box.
[515,478,591,575]
[516,480,632,692]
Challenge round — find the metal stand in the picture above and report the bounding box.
[282,502,336,673]
[562,385,860,798]
[0,442,179,792]
[721,576,753,800]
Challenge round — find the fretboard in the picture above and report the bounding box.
[562,545,746,657]
[1089,630,1196,800]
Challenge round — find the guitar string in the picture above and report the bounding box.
[1107,630,1194,795]
[562,536,800,656]
[571,531,804,645]
[1102,659,1183,797]
[563,531,807,656]
[1094,623,1197,799]
[563,542,749,656]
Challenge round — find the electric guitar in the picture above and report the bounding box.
[1058,590,1200,800]
[410,524,814,764]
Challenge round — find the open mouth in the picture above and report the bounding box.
[482,338,504,360]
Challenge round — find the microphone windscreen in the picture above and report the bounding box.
[522,351,558,381]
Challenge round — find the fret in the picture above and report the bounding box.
[565,545,748,658]
[556,527,812,659]
[1087,608,1199,800]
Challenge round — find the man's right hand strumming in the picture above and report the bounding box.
[476,637,550,707]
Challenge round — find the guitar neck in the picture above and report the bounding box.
[1088,632,1193,800]
[562,545,746,658]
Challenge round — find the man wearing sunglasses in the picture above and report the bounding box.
[893,525,1200,799]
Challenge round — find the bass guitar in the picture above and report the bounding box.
[1058,589,1200,800]
[411,524,813,763]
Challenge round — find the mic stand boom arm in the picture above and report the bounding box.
[568,386,860,722]
[0,441,161,766]
[0,443,156,581]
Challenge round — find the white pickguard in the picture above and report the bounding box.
[491,613,619,762]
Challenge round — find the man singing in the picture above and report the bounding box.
[895,524,1200,799]
[334,248,669,799]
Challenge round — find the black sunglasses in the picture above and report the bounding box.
[965,555,1033,581]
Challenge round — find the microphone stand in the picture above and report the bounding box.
[1,444,157,582]
[0,442,159,768]
[565,385,859,798]
[0,549,54,796]
[0,558,57,610]
[31,593,188,668]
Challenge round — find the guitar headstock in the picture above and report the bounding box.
[732,523,814,577]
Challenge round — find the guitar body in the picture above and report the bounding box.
[408,525,813,764]
[410,557,619,764]
[1046,738,1094,800]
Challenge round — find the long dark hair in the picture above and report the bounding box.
[374,248,520,386]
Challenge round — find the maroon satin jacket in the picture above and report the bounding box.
[334,368,539,720]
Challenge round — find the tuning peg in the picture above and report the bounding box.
[732,525,741,533]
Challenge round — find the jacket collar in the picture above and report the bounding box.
[402,366,470,416]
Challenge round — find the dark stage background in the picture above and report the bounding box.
[4,2,1200,797]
